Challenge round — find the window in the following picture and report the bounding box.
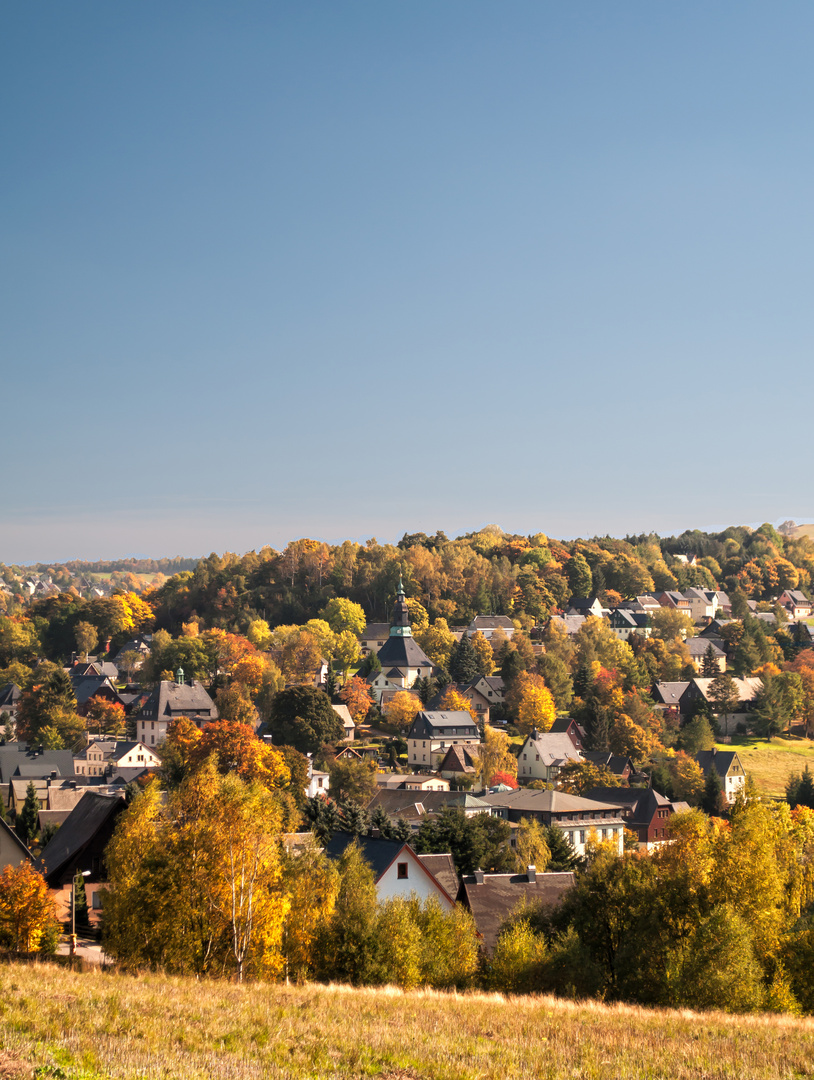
[92,892,103,910]
[397,863,408,879]
[579,831,585,845]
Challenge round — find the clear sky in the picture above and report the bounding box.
[2,2,813,562]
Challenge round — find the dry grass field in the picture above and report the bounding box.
[0,961,813,1079]
[717,736,814,797]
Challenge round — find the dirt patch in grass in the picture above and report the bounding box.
[0,1051,31,1079]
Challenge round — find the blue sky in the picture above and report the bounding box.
[2,2,813,562]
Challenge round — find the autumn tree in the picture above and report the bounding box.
[506,671,556,735]
[436,686,478,721]
[556,760,620,795]
[383,690,422,732]
[477,724,517,788]
[339,676,373,724]
[319,598,367,636]
[469,631,494,675]
[0,863,59,953]
[74,621,98,660]
[281,837,340,981]
[86,698,126,737]
[328,757,377,805]
[514,818,551,874]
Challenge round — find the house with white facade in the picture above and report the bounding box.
[406,710,480,771]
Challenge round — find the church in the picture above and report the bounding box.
[367,576,436,701]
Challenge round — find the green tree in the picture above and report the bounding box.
[469,631,494,676]
[17,781,40,849]
[313,840,378,985]
[74,621,98,660]
[414,807,513,875]
[708,670,741,736]
[677,715,715,756]
[269,686,345,754]
[701,765,727,817]
[567,554,593,599]
[755,672,803,740]
[700,643,720,678]
[536,653,574,711]
[449,633,480,684]
[329,758,376,805]
[319,598,367,636]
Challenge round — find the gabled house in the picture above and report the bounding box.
[655,591,692,617]
[516,730,581,783]
[36,791,127,924]
[136,676,218,747]
[358,623,391,657]
[74,739,161,778]
[565,597,605,619]
[608,609,651,640]
[69,675,126,717]
[406,710,480,771]
[548,717,586,750]
[684,676,762,714]
[305,756,329,798]
[376,773,450,791]
[323,832,457,910]
[777,590,813,621]
[437,742,481,781]
[459,868,575,954]
[651,681,692,716]
[0,684,22,723]
[366,788,493,825]
[696,749,747,804]
[687,638,726,673]
[467,615,515,641]
[0,818,32,870]
[682,588,718,621]
[546,614,586,638]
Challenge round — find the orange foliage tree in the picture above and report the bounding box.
[339,676,373,723]
[0,862,59,953]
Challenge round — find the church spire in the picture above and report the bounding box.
[389,570,412,638]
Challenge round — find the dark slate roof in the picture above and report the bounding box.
[460,871,575,953]
[36,791,126,886]
[367,789,491,817]
[549,717,586,737]
[0,685,21,709]
[697,749,742,779]
[651,681,691,706]
[0,818,32,864]
[582,751,632,776]
[375,635,434,670]
[323,832,408,880]
[69,674,122,707]
[585,786,674,825]
[361,623,390,639]
[687,638,725,657]
[0,746,75,785]
[407,711,479,739]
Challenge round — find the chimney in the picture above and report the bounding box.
[50,770,57,779]
[527,865,537,883]
[474,868,485,884]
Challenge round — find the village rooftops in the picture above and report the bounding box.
[407,711,479,739]
[139,678,218,720]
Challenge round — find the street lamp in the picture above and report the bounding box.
[70,870,91,956]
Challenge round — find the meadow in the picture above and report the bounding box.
[0,961,813,1079]
[717,735,814,797]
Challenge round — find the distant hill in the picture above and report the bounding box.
[789,524,814,541]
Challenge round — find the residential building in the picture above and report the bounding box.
[480,788,626,857]
[323,833,457,910]
[586,787,690,850]
[376,773,450,792]
[330,703,356,741]
[777,590,813,621]
[406,710,480,771]
[136,676,218,747]
[696,749,747,804]
[467,615,515,641]
[74,739,161,778]
[516,730,581,783]
[687,638,726,673]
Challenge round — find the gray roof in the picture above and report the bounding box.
[407,711,479,739]
[521,732,581,767]
[0,746,75,785]
[697,749,743,779]
[687,638,725,657]
[361,623,390,639]
[481,788,625,815]
[651,681,691,705]
[469,616,514,630]
[367,789,492,818]
[376,634,435,671]
[69,674,122,707]
[140,679,218,720]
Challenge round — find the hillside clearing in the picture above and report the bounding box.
[716,737,814,797]
[0,961,813,1079]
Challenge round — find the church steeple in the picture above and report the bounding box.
[389,572,412,638]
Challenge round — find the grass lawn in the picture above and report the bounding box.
[0,961,813,1079]
[714,735,814,797]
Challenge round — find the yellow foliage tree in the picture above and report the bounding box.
[437,687,478,721]
[508,671,556,734]
[0,862,59,953]
[608,714,653,762]
[477,724,517,787]
[384,690,422,732]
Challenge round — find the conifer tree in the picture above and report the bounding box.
[17,781,39,849]
[701,764,727,817]
[701,643,720,678]
[449,633,479,684]
[392,817,412,843]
